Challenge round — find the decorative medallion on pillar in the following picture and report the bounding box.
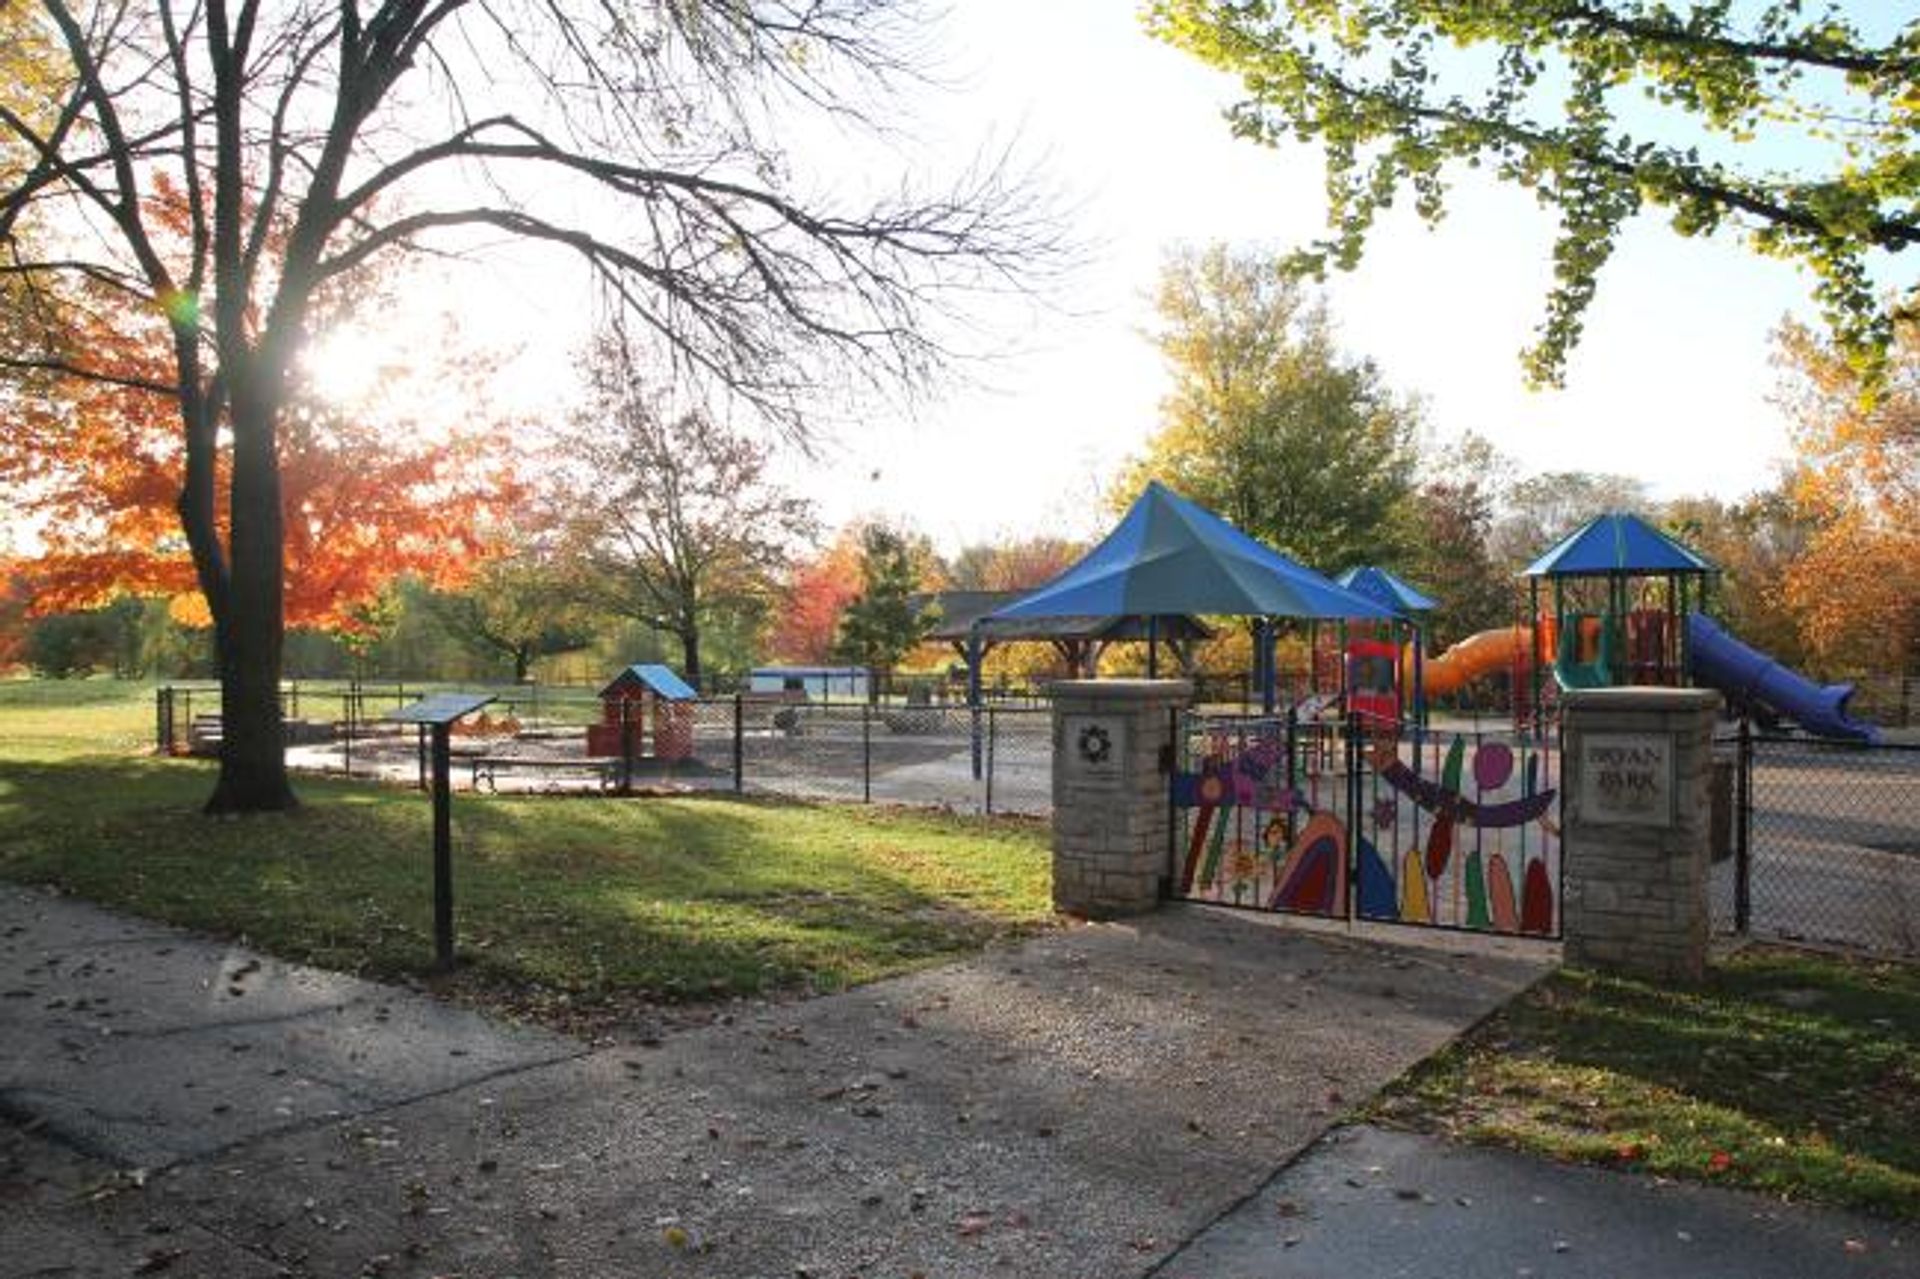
[1064,715,1126,781]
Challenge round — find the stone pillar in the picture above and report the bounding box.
[1048,679,1193,918]
[1561,687,1721,982]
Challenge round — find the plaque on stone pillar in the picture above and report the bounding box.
[1578,732,1676,827]
[1063,715,1126,783]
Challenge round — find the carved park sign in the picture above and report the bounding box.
[1578,732,1675,828]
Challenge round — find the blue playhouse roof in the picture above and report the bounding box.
[1335,566,1436,615]
[1523,512,1715,578]
[990,482,1394,622]
[600,663,697,700]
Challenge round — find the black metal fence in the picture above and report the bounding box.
[155,683,1054,817]
[1718,723,1920,958]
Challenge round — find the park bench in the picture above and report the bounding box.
[468,754,621,794]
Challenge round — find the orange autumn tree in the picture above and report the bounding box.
[771,530,865,665]
[2,275,517,639]
[1774,318,1920,676]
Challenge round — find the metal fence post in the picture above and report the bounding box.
[155,686,171,754]
[985,706,997,815]
[1735,715,1752,934]
[862,701,873,804]
[1345,710,1361,922]
[732,694,744,794]
[1166,704,1180,887]
[1284,705,1299,845]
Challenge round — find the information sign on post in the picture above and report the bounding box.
[388,692,496,969]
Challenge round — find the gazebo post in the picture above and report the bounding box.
[967,626,984,781]
[1147,614,1160,679]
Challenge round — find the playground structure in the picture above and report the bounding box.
[584,663,697,761]
[1521,511,1710,704]
[1686,613,1879,743]
[1397,512,1880,743]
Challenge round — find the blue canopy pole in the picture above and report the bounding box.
[1412,622,1427,730]
[1259,617,1276,714]
[967,625,984,781]
[1147,614,1160,679]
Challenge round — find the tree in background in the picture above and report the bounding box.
[1488,471,1652,573]
[772,531,865,665]
[1774,319,1920,674]
[429,530,592,684]
[0,1,1048,812]
[944,536,1082,593]
[836,524,936,692]
[1148,2,1920,388]
[1664,491,1809,669]
[563,333,817,684]
[1402,435,1517,647]
[1114,244,1419,572]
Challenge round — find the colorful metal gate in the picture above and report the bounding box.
[1171,711,1563,938]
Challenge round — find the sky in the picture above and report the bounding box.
[337,0,1855,560]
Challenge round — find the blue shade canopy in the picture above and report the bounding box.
[1523,512,1715,578]
[990,482,1394,622]
[1335,566,1437,615]
[600,663,697,700]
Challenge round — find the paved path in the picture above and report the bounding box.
[1161,1124,1920,1279]
[3,887,1547,1278]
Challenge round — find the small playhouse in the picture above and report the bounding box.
[585,663,697,761]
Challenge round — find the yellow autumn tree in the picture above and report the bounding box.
[1774,320,1920,676]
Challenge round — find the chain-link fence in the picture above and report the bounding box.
[157,684,1054,816]
[1714,726,1920,958]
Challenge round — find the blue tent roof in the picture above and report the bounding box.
[1522,512,1715,578]
[1335,566,1437,615]
[989,482,1394,622]
[600,663,697,700]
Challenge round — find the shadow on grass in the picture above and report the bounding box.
[0,756,1053,1019]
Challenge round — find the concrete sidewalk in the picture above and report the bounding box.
[4,886,1548,1278]
[1162,1124,1920,1279]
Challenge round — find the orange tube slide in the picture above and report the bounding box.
[1419,624,1548,698]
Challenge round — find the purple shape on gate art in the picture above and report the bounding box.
[1473,742,1515,791]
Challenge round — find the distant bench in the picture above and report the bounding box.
[468,755,620,794]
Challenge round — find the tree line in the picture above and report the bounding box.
[3,0,1912,816]
[9,245,1912,693]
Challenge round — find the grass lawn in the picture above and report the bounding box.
[0,679,1054,1034]
[0,677,161,762]
[1371,949,1920,1220]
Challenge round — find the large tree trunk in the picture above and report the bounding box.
[204,383,297,814]
[679,627,702,686]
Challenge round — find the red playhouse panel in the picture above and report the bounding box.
[1346,637,1400,727]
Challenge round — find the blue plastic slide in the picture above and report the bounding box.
[1685,613,1880,743]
